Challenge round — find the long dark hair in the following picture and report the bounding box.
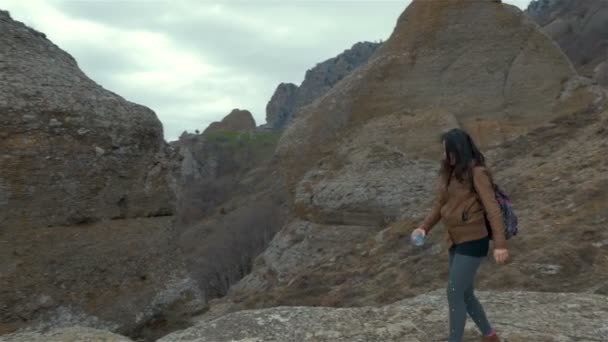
[440,128,486,186]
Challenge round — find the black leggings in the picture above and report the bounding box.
[447,250,493,342]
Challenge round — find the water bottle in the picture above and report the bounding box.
[411,230,425,247]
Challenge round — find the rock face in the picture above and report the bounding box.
[4,291,606,342]
[265,42,381,131]
[526,0,608,85]
[0,10,199,340]
[264,83,298,131]
[0,10,176,228]
[161,291,608,342]
[202,109,256,135]
[0,217,204,341]
[203,0,607,320]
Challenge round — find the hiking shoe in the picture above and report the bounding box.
[481,334,500,342]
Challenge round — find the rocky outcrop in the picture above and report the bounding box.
[525,0,565,22]
[0,10,176,228]
[4,291,606,341]
[202,109,256,135]
[526,0,608,85]
[167,291,608,341]
[264,83,298,131]
[264,42,381,131]
[203,0,607,319]
[0,10,198,340]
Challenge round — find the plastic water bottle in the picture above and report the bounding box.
[411,230,425,247]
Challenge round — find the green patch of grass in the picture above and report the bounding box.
[206,131,281,153]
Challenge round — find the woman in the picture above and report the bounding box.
[411,128,508,342]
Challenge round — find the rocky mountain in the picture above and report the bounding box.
[264,41,381,131]
[526,0,608,86]
[202,109,256,135]
[0,10,201,340]
[174,109,285,224]
[3,291,607,341]
[263,83,298,131]
[0,10,176,228]
[201,0,607,322]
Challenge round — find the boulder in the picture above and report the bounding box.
[202,109,256,135]
[0,10,176,228]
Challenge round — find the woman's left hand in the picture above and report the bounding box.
[494,248,509,264]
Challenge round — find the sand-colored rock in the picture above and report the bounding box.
[277,0,595,192]
[527,0,608,84]
[203,109,256,135]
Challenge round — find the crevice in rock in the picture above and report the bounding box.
[502,28,536,100]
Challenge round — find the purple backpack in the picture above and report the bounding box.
[484,183,519,240]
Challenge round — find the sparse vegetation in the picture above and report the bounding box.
[205,131,280,148]
[178,193,287,300]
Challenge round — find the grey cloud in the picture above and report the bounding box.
[48,0,168,29]
[105,72,276,140]
[71,45,139,79]
[51,0,404,81]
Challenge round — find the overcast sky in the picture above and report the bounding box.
[2,0,530,141]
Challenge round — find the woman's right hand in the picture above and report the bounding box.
[411,227,426,238]
[494,248,509,264]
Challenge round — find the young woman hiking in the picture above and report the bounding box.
[411,128,508,342]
